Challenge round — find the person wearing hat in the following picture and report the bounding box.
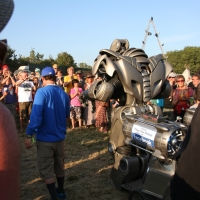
[24,67,70,200]
[16,71,36,133]
[2,64,9,76]
[83,73,95,128]
[76,70,85,90]
[1,64,14,84]
[35,68,41,79]
[162,71,177,121]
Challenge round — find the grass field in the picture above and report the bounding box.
[19,127,129,200]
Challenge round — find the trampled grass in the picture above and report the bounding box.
[19,128,129,200]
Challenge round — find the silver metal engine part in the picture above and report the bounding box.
[122,113,185,161]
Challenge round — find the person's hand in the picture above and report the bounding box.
[24,138,32,149]
[4,90,8,96]
[169,80,174,86]
[7,71,11,77]
[76,91,80,95]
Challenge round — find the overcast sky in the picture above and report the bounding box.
[1,0,200,66]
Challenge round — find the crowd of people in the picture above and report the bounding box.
[1,64,200,134]
[0,64,113,200]
[1,63,200,199]
[0,64,115,134]
[162,70,200,122]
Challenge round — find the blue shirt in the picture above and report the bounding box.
[26,85,70,142]
[2,84,17,104]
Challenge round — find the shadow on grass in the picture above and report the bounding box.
[20,128,129,200]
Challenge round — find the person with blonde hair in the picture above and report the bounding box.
[63,66,77,94]
[52,64,58,76]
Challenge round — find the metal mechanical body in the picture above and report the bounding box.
[81,39,187,199]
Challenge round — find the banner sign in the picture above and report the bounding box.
[131,123,157,148]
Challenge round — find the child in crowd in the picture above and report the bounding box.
[70,79,83,129]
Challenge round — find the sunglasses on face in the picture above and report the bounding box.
[176,80,184,83]
[168,76,175,78]
[53,68,58,69]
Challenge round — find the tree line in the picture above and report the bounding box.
[165,46,200,75]
[4,46,200,75]
[4,48,92,75]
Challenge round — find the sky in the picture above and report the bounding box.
[1,0,200,67]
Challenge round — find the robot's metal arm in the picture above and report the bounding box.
[90,39,173,105]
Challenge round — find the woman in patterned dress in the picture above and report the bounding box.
[94,75,108,133]
[95,100,108,133]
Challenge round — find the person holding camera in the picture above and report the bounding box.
[1,71,17,116]
[16,71,36,133]
[1,64,9,80]
[32,76,42,100]
[56,69,64,89]
[63,66,77,95]
[70,79,83,129]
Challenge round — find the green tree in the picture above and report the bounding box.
[4,47,19,71]
[39,55,55,66]
[18,55,29,66]
[29,48,44,64]
[166,46,200,75]
[56,52,75,67]
[78,62,92,69]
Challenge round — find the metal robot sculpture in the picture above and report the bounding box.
[81,39,186,200]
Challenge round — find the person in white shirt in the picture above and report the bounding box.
[16,71,36,133]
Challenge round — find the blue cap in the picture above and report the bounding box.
[41,67,55,77]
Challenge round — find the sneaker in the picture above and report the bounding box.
[56,188,66,199]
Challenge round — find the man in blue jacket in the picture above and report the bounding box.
[25,67,70,200]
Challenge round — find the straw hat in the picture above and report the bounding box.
[13,66,31,76]
[85,72,95,79]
